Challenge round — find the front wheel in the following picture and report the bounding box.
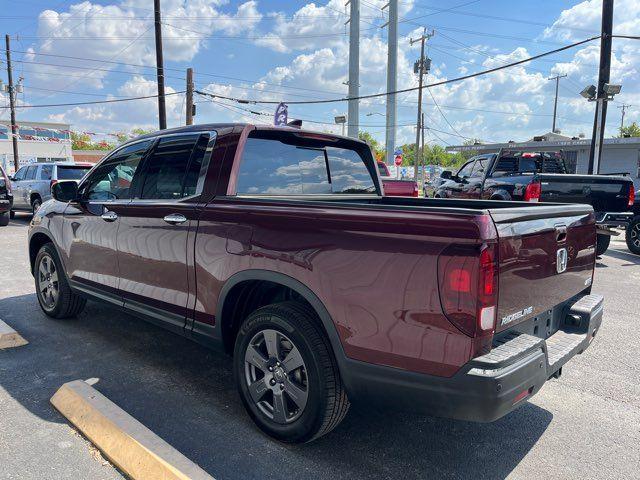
[0,211,9,226]
[234,301,349,443]
[32,197,42,215]
[626,217,640,255]
[596,233,611,257]
[35,243,86,318]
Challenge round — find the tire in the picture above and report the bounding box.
[233,301,350,443]
[34,243,86,319]
[625,216,640,255]
[31,197,42,215]
[596,233,611,257]
[9,210,15,219]
[0,211,8,226]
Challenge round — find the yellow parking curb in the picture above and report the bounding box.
[0,319,28,349]
[51,380,214,480]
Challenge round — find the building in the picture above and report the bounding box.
[0,120,73,175]
[447,132,640,189]
[72,149,111,164]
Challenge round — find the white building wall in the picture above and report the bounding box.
[0,140,73,174]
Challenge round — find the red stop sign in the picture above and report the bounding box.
[394,155,402,166]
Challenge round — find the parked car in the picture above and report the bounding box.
[625,189,640,255]
[30,124,603,443]
[9,162,93,216]
[434,150,634,255]
[423,174,447,198]
[0,164,12,226]
[377,161,419,197]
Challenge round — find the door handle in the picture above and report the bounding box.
[163,213,187,225]
[101,211,118,222]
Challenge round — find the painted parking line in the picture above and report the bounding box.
[0,319,28,349]
[51,380,214,480]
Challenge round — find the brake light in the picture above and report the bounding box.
[412,184,419,197]
[438,243,498,337]
[628,185,635,208]
[524,181,541,202]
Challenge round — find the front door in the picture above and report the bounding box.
[461,157,490,199]
[116,133,211,332]
[62,140,151,300]
[447,160,476,198]
[10,166,28,208]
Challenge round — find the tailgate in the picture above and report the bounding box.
[490,204,595,333]
[538,173,632,212]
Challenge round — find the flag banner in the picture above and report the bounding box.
[274,103,288,126]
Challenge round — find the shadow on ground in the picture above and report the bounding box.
[0,293,552,480]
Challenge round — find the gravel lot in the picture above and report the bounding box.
[1,214,639,480]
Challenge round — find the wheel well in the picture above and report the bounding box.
[29,233,52,274]
[220,280,315,355]
[30,193,42,204]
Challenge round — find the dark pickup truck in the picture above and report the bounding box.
[435,150,635,255]
[29,124,603,443]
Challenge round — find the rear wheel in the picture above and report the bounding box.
[0,211,8,226]
[596,233,611,257]
[31,197,42,215]
[9,210,15,219]
[626,216,640,255]
[34,243,86,318]
[234,301,349,443]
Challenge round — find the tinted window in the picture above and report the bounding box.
[237,136,374,195]
[57,165,92,180]
[457,161,475,178]
[470,158,490,178]
[40,165,54,180]
[84,141,150,201]
[326,147,376,193]
[25,166,38,180]
[13,167,27,181]
[182,134,209,197]
[140,134,199,199]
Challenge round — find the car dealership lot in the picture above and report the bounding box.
[1,215,639,480]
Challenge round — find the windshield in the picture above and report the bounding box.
[57,165,92,180]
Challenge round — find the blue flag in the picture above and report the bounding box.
[274,103,288,126]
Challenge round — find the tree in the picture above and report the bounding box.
[620,122,640,138]
[358,131,385,161]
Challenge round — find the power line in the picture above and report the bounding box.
[195,35,600,105]
[0,91,185,110]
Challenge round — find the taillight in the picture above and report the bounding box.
[628,185,635,208]
[438,243,499,337]
[50,180,58,192]
[412,184,419,197]
[524,181,541,202]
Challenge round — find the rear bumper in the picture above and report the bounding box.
[596,211,633,228]
[342,294,603,422]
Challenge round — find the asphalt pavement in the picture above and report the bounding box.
[1,213,639,480]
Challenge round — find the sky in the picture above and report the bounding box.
[0,0,639,147]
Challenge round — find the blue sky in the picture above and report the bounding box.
[1,0,638,146]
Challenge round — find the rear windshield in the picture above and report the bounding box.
[236,132,376,195]
[57,165,92,180]
[493,153,566,174]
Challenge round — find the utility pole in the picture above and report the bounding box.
[588,0,614,174]
[154,0,167,130]
[410,28,434,181]
[186,68,194,126]
[618,103,631,132]
[5,35,19,172]
[382,0,398,165]
[548,73,567,133]
[346,0,359,138]
[421,111,426,192]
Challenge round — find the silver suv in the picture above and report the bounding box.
[9,162,93,216]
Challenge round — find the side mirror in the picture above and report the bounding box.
[440,170,452,180]
[52,181,79,202]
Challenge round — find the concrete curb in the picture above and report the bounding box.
[51,380,214,480]
[0,319,28,349]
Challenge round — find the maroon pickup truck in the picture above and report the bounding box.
[377,161,419,197]
[29,124,603,443]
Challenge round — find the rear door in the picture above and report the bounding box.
[490,204,595,334]
[116,133,212,333]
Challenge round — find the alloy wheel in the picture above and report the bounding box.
[38,254,59,309]
[631,223,640,248]
[244,328,309,424]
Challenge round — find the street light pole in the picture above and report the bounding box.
[346,0,360,138]
[382,0,398,165]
